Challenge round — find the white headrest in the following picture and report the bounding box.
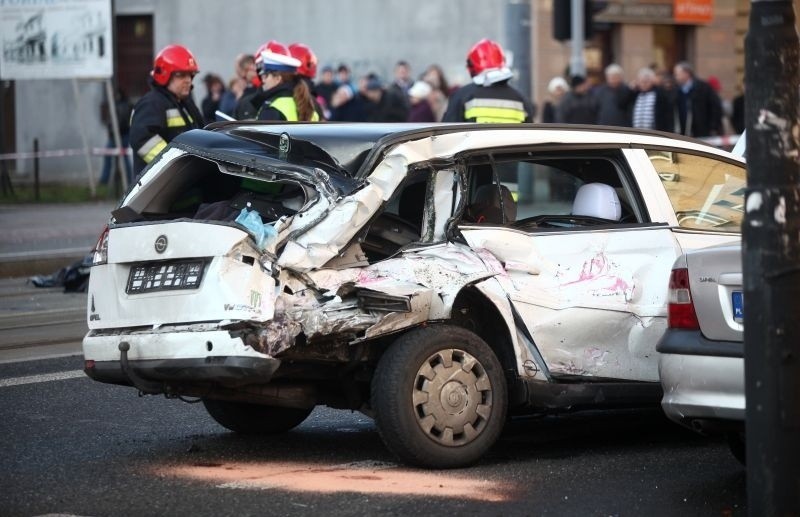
[572,183,622,221]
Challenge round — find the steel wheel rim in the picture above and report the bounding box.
[411,348,493,447]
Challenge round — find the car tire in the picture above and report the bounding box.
[371,325,508,469]
[203,399,313,434]
[727,431,746,465]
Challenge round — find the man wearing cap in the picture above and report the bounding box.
[443,38,535,123]
[129,44,204,176]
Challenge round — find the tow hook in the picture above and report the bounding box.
[118,342,163,394]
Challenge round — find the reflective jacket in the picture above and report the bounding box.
[129,82,204,175]
[257,82,320,122]
[442,81,535,123]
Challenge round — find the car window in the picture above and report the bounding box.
[461,151,644,230]
[647,150,745,231]
[361,171,430,262]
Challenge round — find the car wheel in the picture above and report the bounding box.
[727,431,746,465]
[371,325,507,468]
[203,399,313,434]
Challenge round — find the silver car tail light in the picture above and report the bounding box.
[667,267,700,330]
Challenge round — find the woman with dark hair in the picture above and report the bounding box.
[256,41,319,122]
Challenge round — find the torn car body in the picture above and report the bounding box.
[83,122,744,467]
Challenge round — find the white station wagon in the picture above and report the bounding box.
[83,122,744,468]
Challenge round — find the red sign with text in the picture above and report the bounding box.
[674,0,714,23]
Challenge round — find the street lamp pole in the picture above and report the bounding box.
[569,0,585,77]
[743,0,800,514]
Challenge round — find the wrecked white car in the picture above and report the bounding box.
[83,122,744,468]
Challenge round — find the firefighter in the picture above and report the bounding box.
[288,42,326,120]
[129,44,204,176]
[256,42,319,122]
[442,38,535,123]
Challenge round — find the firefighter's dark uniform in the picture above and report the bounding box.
[442,81,535,123]
[129,81,204,175]
[256,82,320,122]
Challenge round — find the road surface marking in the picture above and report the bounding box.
[0,369,85,388]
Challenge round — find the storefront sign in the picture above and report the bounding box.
[674,0,714,24]
[595,1,713,25]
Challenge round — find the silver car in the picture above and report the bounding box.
[658,242,745,463]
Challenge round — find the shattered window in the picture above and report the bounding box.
[648,150,745,231]
[122,155,316,225]
[361,172,430,261]
[462,152,641,228]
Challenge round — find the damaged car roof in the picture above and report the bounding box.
[190,121,730,179]
[192,122,441,177]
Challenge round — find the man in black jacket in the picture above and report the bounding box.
[673,61,723,137]
[130,44,204,176]
[443,39,535,124]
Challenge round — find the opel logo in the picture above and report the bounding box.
[154,235,168,253]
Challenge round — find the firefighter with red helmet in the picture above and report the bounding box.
[443,39,535,123]
[255,42,319,122]
[129,44,204,175]
[288,42,326,120]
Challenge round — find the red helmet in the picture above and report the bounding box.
[466,39,505,77]
[254,40,290,65]
[151,44,199,86]
[288,43,318,79]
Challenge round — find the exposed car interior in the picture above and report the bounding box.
[460,151,643,230]
[113,155,317,226]
[359,173,429,262]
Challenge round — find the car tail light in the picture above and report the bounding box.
[92,225,109,265]
[667,267,699,329]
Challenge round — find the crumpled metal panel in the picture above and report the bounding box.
[462,227,679,381]
[277,154,410,272]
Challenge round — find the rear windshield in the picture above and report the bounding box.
[118,154,316,225]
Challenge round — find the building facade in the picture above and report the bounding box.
[3,0,795,183]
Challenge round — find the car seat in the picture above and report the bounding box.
[465,184,517,224]
[571,183,622,221]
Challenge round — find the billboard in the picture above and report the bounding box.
[0,0,112,80]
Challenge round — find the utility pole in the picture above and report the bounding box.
[743,1,800,515]
[504,0,532,100]
[569,0,586,77]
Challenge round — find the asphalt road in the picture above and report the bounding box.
[0,354,746,516]
[0,278,86,363]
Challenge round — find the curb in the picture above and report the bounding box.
[0,248,89,279]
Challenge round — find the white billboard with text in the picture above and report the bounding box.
[0,0,112,80]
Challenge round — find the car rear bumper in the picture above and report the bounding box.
[83,328,280,387]
[658,352,744,428]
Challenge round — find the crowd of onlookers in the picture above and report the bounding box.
[199,56,454,124]
[100,50,745,186]
[542,62,744,138]
[198,52,744,138]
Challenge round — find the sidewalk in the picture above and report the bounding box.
[0,202,115,278]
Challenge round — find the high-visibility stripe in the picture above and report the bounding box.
[270,97,299,121]
[464,98,527,123]
[138,134,168,163]
[165,108,191,127]
[269,97,320,122]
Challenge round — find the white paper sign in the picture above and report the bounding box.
[0,0,113,80]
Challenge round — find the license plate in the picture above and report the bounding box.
[126,260,205,294]
[732,291,744,323]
